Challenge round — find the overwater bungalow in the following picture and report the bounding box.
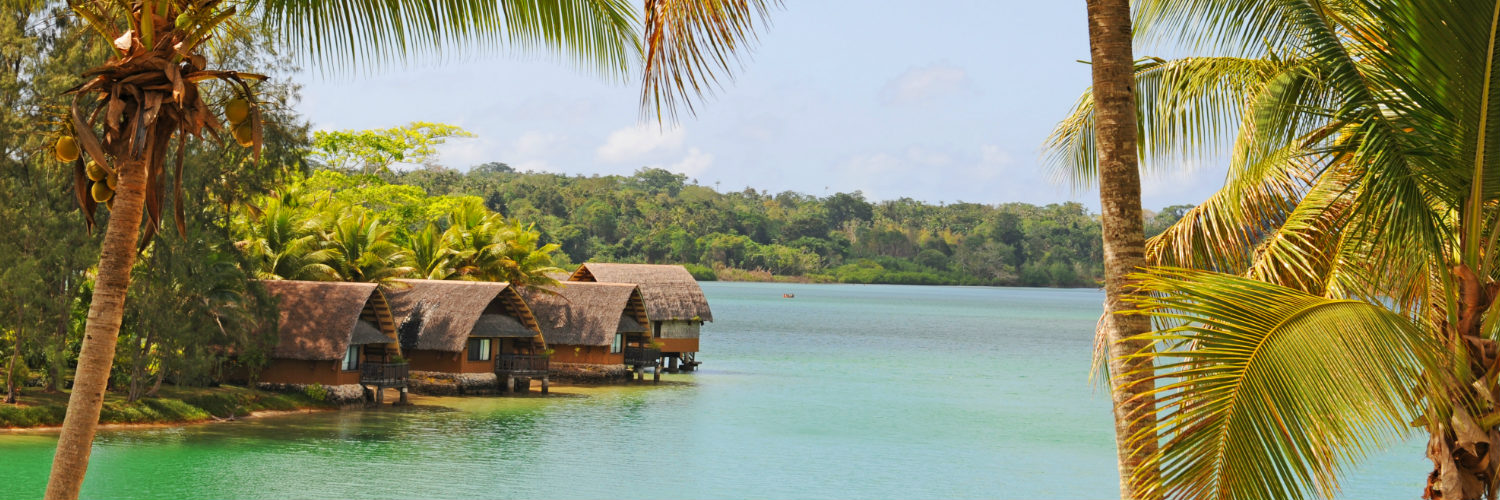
[520,282,657,382]
[567,263,714,372]
[384,279,548,393]
[257,280,409,403]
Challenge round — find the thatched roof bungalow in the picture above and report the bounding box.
[568,263,713,322]
[520,282,650,370]
[567,263,713,371]
[384,279,547,381]
[257,280,399,387]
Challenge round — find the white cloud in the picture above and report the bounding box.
[668,148,715,176]
[833,144,1045,203]
[970,144,1013,181]
[431,137,494,170]
[513,131,563,157]
[596,124,686,163]
[880,63,976,105]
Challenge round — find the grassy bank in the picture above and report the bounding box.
[0,385,333,429]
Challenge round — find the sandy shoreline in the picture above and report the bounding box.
[0,379,687,433]
[0,407,334,434]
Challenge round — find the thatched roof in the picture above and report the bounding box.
[261,280,387,361]
[384,279,542,352]
[351,320,394,345]
[520,282,649,346]
[473,314,535,337]
[568,263,714,322]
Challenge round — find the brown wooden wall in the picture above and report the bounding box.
[551,344,624,365]
[259,359,361,386]
[407,337,512,374]
[654,337,699,354]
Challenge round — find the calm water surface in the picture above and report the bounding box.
[0,282,1428,499]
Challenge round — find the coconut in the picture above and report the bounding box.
[106,172,117,190]
[86,161,107,181]
[225,98,250,124]
[233,121,255,147]
[55,136,79,162]
[90,181,113,203]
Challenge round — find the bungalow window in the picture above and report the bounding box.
[342,345,359,371]
[467,338,492,361]
[610,333,623,354]
[653,322,661,338]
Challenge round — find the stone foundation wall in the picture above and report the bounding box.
[255,382,366,405]
[549,363,628,384]
[408,371,501,395]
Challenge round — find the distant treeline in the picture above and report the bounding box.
[388,165,1191,287]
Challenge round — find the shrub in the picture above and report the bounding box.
[303,384,329,402]
[683,263,717,281]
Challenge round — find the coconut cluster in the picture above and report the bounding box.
[226,98,253,147]
[85,160,118,208]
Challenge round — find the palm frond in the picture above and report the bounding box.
[1043,56,1298,188]
[258,0,638,79]
[1125,268,1449,500]
[639,0,777,121]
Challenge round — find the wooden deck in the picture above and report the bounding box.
[496,354,551,394]
[360,362,410,388]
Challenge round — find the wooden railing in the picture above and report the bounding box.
[360,362,409,387]
[623,346,661,367]
[496,354,549,375]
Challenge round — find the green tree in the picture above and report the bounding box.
[310,121,474,175]
[407,223,456,280]
[324,209,413,283]
[445,205,563,287]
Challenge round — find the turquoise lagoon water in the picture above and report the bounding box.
[0,282,1428,499]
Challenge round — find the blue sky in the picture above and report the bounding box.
[293,1,1225,210]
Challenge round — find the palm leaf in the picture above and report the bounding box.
[639,0,777,120]
[1124,268,1449,500]
[258,0,638,78]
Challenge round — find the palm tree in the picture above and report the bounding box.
[1082,0,1159,498]
[44,1,776,498]
[1047,1,1500,498]
[324,209,413,283]
[235,201,338,281]
[446,206,563,287]
[407,222,456,280]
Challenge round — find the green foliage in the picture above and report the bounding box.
[310,122,474,175]
[232,170,563,288]
[301,384,329,402]
[0,386,328,428]
[0,404,67,428]
[1127,269,1447,500]
[682,263,717,281]
[385,166,1153,287]
[99,399,211,424]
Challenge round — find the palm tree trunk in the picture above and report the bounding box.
[1085,1,1159,499]
[5,328,19,405]
[1425,265,1499,500]
[44,159,146,500]
[7,306,24,405]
